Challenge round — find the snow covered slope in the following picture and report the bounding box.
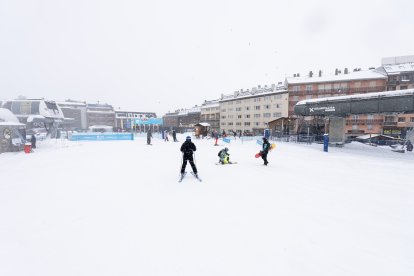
[0,135,413,276]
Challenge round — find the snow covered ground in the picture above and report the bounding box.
[1,134,414,276]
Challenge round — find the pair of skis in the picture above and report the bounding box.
[178,172,202,182]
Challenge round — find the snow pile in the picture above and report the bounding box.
[0,135,413,276]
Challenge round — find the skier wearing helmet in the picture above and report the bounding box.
[180,136,198,177]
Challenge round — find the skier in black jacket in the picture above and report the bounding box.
[180,136,198,176]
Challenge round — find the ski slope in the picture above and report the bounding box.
[0,134,413,276]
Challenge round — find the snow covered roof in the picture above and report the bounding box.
[177,106,201,115]
[286,69,387,85]
[355,134,396,140]
[196,122,210,127]
[27,115,46,123]
[220,85,287,102]
[382,63,414,74]
[296,88,414,105]
[0,122,25,126]
[57,101,86,107]
[201,100,220,108]
[0,108,19,123]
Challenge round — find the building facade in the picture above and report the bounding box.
[286,69,387,137]
[200,100,220,131]
[162,106,201,132]
[57,101,87,130]
[86,103,115,128]
[377,56,414,138]
[219,84,288,135]
[115,110,157,131]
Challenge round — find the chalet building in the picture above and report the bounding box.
[286,69,387,137]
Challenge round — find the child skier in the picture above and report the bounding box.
[218,147,232,164]
[180,136,198,177]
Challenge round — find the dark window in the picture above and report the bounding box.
[31,101,40,114]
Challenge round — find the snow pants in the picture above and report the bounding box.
[261,152,268,165]
[181,156,197,174]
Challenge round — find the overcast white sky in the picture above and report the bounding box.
[0,0,413,115]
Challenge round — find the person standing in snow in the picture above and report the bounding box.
[172,129,178,142]
[147,129,152,145]
[30,134,37,149]
[180,136,198,176]
[261,137,271,166]
[164,130,169,142]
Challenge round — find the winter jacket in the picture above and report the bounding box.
[181,141,196,157]
[262,139,270,154]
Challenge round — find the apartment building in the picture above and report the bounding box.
[377,56,414,138]
[286,69,387,136]
[219,84,288,135]
[86,103,115,128]
[200,100,220,131]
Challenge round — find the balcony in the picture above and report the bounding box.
[346,119,383,125]
[383,121,397,126]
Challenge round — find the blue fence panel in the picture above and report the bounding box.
[70,133,134,141]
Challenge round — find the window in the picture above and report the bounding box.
[354,82,361,88]
[264,96,271,101]
[264,105,270,109]
[237,115,242,119]
[244,122,250,126]
[245,106,250,111]
[221,109,226,112]
[274,104,280,108]
[254,98,261,102]
[228,102,234,105]
[221,116,226,119]
[236,122,241,126]
[398,117,406,122]
[236,100,242,104]
[228,122,233,126]
[367,125,373,130]
[273,112,282,117]
[263,113,271,118]
[228,108,233,112]
[411,117,414,123]
[293,96,299,101]
[221,122,226,126]
[245,114,250,118]
[352,125,358,130]
[228,115,233,119]
[369,81,376,87]
[353,115,359,120]
[236,107,242,112]
[292,86,300,92]
[318,84,325,91]
[255,106,260,110]
[306,85,312,92]
[254,114,261,118]
[401,75,410,81]
[274,94,282,99]
[255,122,260,126]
